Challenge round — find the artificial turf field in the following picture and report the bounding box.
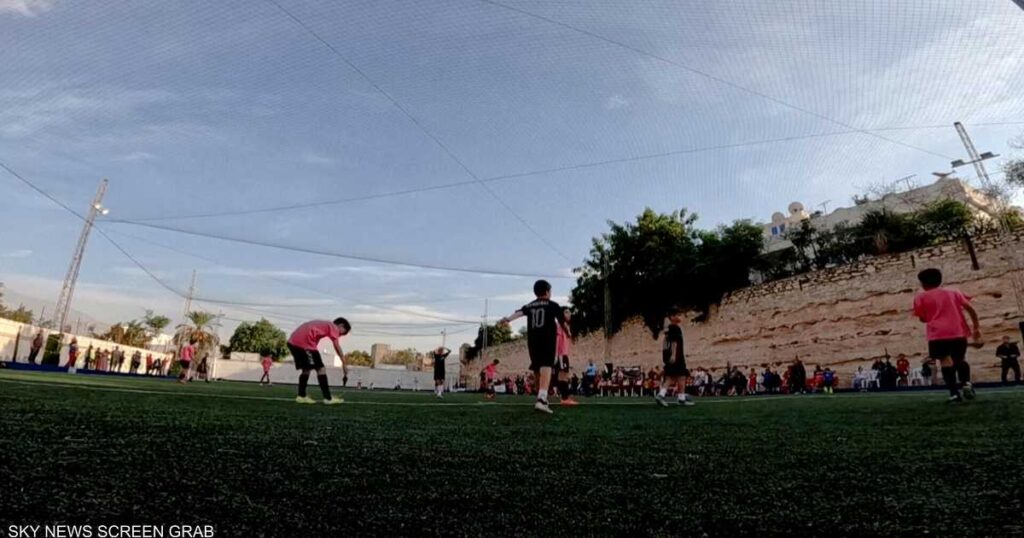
[2,370,1023,538]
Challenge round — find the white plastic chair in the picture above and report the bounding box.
[865,370,881,390]
[908,367,924,386]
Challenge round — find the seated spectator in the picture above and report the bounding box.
[920,359,934,387]
[852,366,868,391]
[895,354,910,386]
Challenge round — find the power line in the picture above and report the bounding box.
[108,219,571,279]
[262,0,572,263]
[475,0,955,161]
[101,227,485,325]
[115,121,1024,223]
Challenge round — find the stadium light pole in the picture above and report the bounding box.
[54,178,109,334]
[950,122,1024,340]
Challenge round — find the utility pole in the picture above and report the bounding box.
[183,270,197,317]
[951,121,1024,337]
[603,256,612,366]
[481,299,488,363]
[441,329,447,348]
[55,178,109,333]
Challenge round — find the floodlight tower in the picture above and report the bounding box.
[54,178,109,333]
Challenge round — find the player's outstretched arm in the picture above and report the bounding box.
[332,340,348,374]
[498,310,525,326]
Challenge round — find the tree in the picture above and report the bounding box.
[917,199,974,241]
[143,310,171,335]
[173,311,220,358]
[1004,159,1024,190]
[571,208,765,336]
[464,323,515,360]
[345,350,373,367]
[228,318,287,359]
[99,320,151,348]
[384,348,419,366]
[0,290,34,324]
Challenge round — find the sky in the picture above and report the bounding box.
[1,0,1023,353]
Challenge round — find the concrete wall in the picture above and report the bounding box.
[0,318,171,372]
[472,231,1024,385]
[212,358,454,391]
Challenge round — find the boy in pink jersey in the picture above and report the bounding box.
[177,339,196,383]
[287,317,350,405]
[912,268,981,402]
[483,359,499,400]
[259,353,273,386]
[554,307,578,406]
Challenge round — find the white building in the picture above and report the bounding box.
[761,177,1001,252]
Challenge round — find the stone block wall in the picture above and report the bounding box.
[469,231,1024,386]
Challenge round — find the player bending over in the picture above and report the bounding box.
[913,268,981,403]
[498,279,567,414]
[656,306,695,407]
[287,317,351,405]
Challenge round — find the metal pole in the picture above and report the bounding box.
[183,269,197,317]
[481,299,488,362]
[603,256,612,366]
[55,178,108,333]
[953,122,1024,320]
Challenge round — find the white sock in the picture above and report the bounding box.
[538,389,548,402]
[658,388,668,398]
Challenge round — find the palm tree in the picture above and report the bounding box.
[173,311,221,357]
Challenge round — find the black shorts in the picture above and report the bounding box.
[179,359,191,370]
[528,340,557,373]
[663,358,690,378]
[433,366,445,382]
[928,338,968,362]
[288,343,325,371]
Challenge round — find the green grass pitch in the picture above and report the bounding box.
[2,370,1023,537]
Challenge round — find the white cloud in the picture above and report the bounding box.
[604,95,630,110]
[115,151,156,162]
[300,151,336,166]
[0,0,55,17]
[2,249,33,258]
[0,87,175,139]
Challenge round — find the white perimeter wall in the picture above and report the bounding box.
[0,318,171,372]
[212,357,460,391]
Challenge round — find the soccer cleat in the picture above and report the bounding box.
[295,396,316,404]
[947,395,963,404]
[678,397,696,407]
[561,398,579,407]
[655,394,669,407]
[534,400,554,414]
[961,383,976,400]
[436,393,444,400]
[323,397,344,405]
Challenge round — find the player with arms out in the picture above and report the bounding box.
[432,346,451,399]
[498,279,567,414]
[913,268,982,403]
[287,317,351,405]
[656,306,695,407]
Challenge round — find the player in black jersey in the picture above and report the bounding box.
[498,279,566,414]
[656,306,695,407]
[432,346,451,399]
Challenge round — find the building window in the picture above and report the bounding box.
[771,226,779,236]
[779,223,785,233]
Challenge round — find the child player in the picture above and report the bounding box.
[656,306,695,407]
[483,358,499,401]
[432,345,451,399]
[286,317,351,405]
[554,307,579,406]
[498,279,567,414]
[913,268,982,403]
